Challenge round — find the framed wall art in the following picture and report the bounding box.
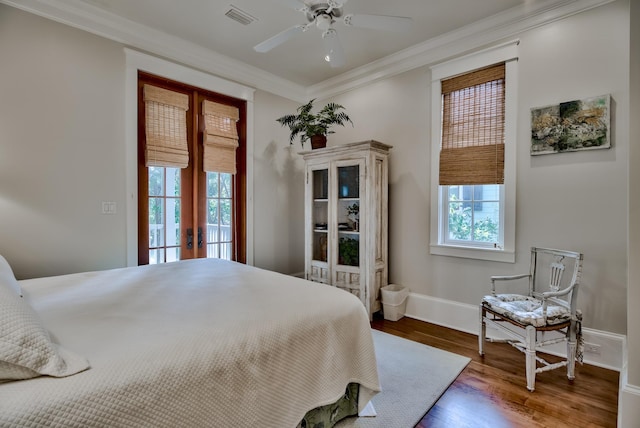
[530,94,610,155]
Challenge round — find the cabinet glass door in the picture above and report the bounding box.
[337,164,360,267]
[311,168,329,262]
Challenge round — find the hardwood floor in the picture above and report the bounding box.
[371,316,619,428]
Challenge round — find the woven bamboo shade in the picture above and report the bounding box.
[440,63,505,185]
[143,84,190,168]
[202,100,239,174]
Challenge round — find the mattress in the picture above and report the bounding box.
[0,258,380,427]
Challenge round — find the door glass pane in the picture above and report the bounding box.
[166,198,180,246]
[149,167,164,197]
[312,168,328,262]
[338,236,359,267]
[207,172,219,197]
[313,169,328,199]
[338,165,359,199]
[206,172,233,260]
[166,247,180,263]
[149,248,162,265]
[208,199,219,225]
[220,173,231,198]
[207,243,219,258]
[148,167,181,264]
[149,198,165,247]
[166,168,180,197]
[220,200,231,226]
[337,165,360,266]
[220,243,232,260]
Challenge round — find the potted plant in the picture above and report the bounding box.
[276,99,353,149]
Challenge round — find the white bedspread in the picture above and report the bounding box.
[0,259,380,427]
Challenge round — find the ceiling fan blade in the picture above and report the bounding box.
[254,25,306,53]
[322,28,345,68]
[343,14,412,32]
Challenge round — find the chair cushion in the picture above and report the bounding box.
[482,294,578,327]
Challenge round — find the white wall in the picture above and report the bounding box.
[325,1,629,336]
[252,90,305,274]
[0,5,126,277]
[515,1,628,335]
[0,4,301,279]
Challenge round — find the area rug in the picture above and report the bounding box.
[336,329,471,428]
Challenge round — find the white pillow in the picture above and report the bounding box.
[0,275,90,382]
[0,254,22,297]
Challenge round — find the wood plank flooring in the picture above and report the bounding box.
[371,316,619,428]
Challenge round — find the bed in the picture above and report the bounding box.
[0,256,380,427]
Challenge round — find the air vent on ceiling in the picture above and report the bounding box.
[225,5,257,26]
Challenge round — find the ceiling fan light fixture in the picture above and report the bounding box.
[254,0,410,68]
[316,13,333,31]
[322,28,345,68]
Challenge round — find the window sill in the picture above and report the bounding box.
[430,244,515,263]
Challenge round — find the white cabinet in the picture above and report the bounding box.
[302,141,391,318]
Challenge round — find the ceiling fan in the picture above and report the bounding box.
[253,0,413,68]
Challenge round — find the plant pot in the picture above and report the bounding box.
[310,135,327,150]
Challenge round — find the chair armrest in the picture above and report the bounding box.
[490,274,530,294]
[540,283,578,322]
[541,282,576,299]
[491,274,530,281]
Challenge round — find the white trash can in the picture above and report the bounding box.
[381,284,409,321]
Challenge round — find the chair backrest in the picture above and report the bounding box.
[528,247,584,310]
[549,260,565,292]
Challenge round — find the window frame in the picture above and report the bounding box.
[125,49,255,267]
[430,42,518,263]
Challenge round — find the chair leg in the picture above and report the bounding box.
[525,325,536,392]
[479,305,485,356]
[567,321,577,381]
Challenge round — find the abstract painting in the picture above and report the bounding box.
[530,94,610,155]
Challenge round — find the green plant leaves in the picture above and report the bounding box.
[276,99,353,147]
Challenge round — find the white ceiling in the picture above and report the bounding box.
[76,0,529,86]
[2,0,612,99]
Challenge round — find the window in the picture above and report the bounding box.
[446,184,501,245]
[430,42,518,262]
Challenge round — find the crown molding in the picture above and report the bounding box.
[0,0,309,102]
[307,0,615,100]
[1,0,615,102]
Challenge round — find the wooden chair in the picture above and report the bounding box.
[479,247,584,391]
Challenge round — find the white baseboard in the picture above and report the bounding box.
[618,365,640,427]
[617,348,640,427]
[404,292,624,371]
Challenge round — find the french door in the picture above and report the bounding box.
[137,72,246,265]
